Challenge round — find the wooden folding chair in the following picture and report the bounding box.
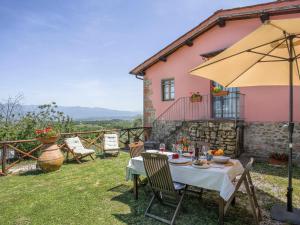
[103,133,120,157]
[141,152,186,225]
[129,141,144,158]
[64,137,95,163]
[221,158,262,225]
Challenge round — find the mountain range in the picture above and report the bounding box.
[22,105,141,121]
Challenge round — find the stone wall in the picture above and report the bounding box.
[244,122,300,164]
[149,119,300,164]
[144,77,155,127]
[151,120,242,158]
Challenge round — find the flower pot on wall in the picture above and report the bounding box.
[37,135,64,172]
[190,95,202,103]
[212,90,229,97]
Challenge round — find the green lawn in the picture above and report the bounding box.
[0,153,299,225]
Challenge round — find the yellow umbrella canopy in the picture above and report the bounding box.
[190,18,300,223]
[190,18,300,87]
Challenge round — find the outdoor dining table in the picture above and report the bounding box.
[126,151,244,225]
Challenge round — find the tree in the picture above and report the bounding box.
[0,97,74,142]
[132,116,142,128]
[0,94,24,140]
[0,94,23,126]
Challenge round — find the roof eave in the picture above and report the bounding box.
[129,2,300,75]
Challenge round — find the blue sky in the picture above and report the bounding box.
[0,0,270,111]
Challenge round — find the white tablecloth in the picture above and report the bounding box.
[126,152,244,201]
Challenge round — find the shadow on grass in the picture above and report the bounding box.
[63,159,91,164]
[107,184,132,193]
[19,169,44,176]
[252,162,300,180]
[110,184,285,225]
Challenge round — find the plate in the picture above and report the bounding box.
[213,156,230,164]
[169,158,191,164]
[182,153,192,157]
[146,150,159,153]
[192,164,210,169]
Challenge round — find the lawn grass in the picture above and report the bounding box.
[0,152,299,225]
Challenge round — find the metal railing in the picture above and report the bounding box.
[153,95,210,124]
[153,93,245,126]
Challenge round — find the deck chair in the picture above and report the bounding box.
[103,133,120,156]
[129,141,144,158]
[64,137,95,163]
[222,158,262,225]
[141,152,186,225]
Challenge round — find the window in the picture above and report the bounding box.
[212,82,240,119]
[161,79,175,101]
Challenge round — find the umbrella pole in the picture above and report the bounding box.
[271,35,300,224]
[287,35,294,212]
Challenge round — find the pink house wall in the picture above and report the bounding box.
[144,13,300,123]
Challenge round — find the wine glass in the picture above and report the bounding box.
[202,145,208,158]
[172,144,176,152]
[177,144,183,156]
[159,143,165,153]
[189,145,195,161]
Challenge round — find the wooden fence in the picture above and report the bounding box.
[0,127,151,176]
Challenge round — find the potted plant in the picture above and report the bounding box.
[177,137,190,151]
[190,92,202,103]
[211,86,229,97]
[36,127,60,144]
[36,127,64,172]
[268,152,288,167]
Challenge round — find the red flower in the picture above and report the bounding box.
[35,130,43,134]
[45,127,52,133]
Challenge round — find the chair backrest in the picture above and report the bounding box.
[225,157,258,215]
[233,157,254,193]
[104,133,119,150]
[141,152,175,193]
[245,157,254,172]
[129,141,144,158]
[65,137,85,153]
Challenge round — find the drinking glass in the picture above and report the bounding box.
[172,144,176,152]
[159,143,165,153]
[177,144,183,156]
[189,145,195,161]
[202,145,209,158]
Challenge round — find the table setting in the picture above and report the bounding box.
[126,140,244,201]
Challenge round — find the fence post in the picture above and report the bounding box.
[126,129,130,150]
[1,144,7,175]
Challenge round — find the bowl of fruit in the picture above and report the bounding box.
[208,149,224,156]
[208,149,230,164]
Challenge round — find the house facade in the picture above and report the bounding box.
[130,0,300,162]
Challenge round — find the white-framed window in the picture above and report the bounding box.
[161,79,175,101]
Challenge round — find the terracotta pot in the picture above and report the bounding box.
[190,95,202,103]
[38,143,64,172]
[37,135,60,144]
[212,90,229,97]
[268,158,288,167]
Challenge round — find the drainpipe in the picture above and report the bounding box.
[135,75,143,80]
[135,71,145,80]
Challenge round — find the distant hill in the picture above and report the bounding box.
[22,105,141,121]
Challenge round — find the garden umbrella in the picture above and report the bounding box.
[190,18,300,224]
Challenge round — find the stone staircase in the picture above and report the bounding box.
[151,120,184,148]
[148,96,209,148]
